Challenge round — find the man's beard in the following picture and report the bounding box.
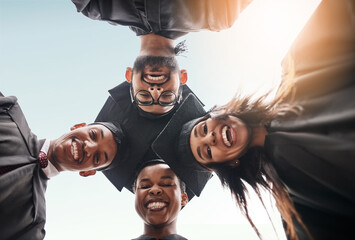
[132,56,179,73]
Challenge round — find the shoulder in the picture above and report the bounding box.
[0,93,18,110]
[95,82,133,122]
[108,81,131,102]
[0,93,40,158]
[181,85,204,107]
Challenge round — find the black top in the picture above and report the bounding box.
[265,131,355,240]
[265,85,355,240]
[266,1,355,239]
[96,83,207,199]
[72,0,246,39]
[0,93,47,240]
[132,234,188,240]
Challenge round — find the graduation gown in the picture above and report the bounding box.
[71,0,250,39]
[0,93,47,240]
[265,0,355,238]
[95,82,201,196]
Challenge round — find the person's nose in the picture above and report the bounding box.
[149,184,162,196]
[84,140,97,158]
[148,86,163,101]
[206,132,216,146]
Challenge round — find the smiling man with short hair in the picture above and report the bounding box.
[0,92,124,240]
[49,122,117,173]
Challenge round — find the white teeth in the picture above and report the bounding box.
[71,144,74,157]
[147,75,164,81]
[222,126,231,147]
[71,141,79,160]
[147,202,166,210]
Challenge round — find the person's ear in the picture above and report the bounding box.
[70,123,87,131]
[180,69,187,85]
[79,170,96,177]
[126,67,133,83]
[227,159,240,168]
[181,192,188,206]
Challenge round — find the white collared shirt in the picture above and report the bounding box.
[40,139,59,178]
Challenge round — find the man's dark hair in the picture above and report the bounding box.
[174,40,188,56]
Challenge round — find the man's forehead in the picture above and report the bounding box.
[90,124,116,138]
[138,164,176,180]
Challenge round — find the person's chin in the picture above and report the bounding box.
[146,217,169,227]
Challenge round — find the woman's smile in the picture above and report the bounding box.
[190,116,250,165]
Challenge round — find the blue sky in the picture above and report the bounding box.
[0,0,320,239]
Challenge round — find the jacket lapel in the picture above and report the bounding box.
[5,97,41,159]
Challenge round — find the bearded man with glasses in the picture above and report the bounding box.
[72,0,252,198]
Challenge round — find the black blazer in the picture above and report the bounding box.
[0,93,47,240]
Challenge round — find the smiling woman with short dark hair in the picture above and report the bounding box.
[132,159,188,240]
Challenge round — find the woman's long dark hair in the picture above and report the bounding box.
[206,89,310,240]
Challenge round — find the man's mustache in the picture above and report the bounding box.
[133,56,178,72]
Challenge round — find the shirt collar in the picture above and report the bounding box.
[41,139,60,178]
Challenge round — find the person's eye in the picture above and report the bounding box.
[139,185,150,189]
[207,146,212,159]
[161,183,174,187]
[161,93,173,99]
[94,154,100,165]
[203,123,208,135]
[138,93,151,98]
[90,130,97,141]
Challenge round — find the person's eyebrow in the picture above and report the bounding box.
[100,129,109,163]
[194,126,203,160]
[197,146,203,160]
[194,127,198,137]
[139,178,150,183]
[161,175,174,180]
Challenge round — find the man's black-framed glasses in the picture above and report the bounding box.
[133,90,178,106]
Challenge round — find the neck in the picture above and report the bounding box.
[140,33,175,57]
[144,221,177,239]
[47,140,62,172]
[249,126,268,147]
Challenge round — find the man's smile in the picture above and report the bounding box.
[143,71,169,84]
[70,138,84,164]
[144,73,168,82]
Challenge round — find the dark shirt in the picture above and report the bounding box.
[265,1,355,239]
[132,234,188,240]
[72,0,248,39]
[0,93,47,240]
[96,83,203,200]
